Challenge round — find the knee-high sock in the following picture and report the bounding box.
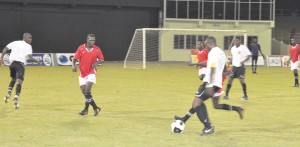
[15,84,21,98]
[294,72,299,84]
[242,83,247,97]
[8,80,16,95]
[225,84,231,96]
[182,107,196,122]
[85,92,98,109]
[195,103,211,129]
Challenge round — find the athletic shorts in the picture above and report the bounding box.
[9,61,25,81]
[230,66,246,79]
[79,74,96,86]
[198,68,206,76]
[195,84,220,101]
[290,61,300,71]
[252,55,258,61]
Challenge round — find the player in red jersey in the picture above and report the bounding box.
[289,37,300,87]
[72,34,104,116]
[189,40,208,80]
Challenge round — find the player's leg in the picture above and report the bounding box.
[251,56,255,73]
[12,63,25,109]
[212,96,244,119]
[224,77,233,99]
[84,74,101,116]
[293,69,299,87]
[4,65,16,103]
[193,86,215,136]
[253,56,258,73]
[174,83,205,122]
[78,84,89,115]
[239,78,248,100]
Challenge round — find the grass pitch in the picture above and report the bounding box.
[0,63,300,147]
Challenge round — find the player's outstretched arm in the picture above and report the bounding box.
[28,54,42,64]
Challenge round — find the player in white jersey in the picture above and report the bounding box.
[224,38,251,100]
[174,36,244,136]
[0,33,40,109]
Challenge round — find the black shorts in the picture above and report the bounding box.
[195,85,220,101]
[252,55,258,61]
[9,61,25,81]
[230,66,246,79]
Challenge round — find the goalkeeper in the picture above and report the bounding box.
[249,38,265,74]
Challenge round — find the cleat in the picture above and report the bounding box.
[293,84,299,87]
[4,94,10,103]
[174,115,185,122]
[223,95,229,100]
[200,124,214,136]
[237,106,245,120]
[94,107,101,116]
[79,109,88,115]
[13,98,19,109]
[241,96,248,101]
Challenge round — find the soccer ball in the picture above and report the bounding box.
[171,120,185,133]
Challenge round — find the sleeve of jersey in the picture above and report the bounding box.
[74,47,81,60]
[209,53,217,68]
[97,48,104,61]
[244,46,252,56]
[6,41,15,50]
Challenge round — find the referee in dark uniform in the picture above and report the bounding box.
[249,38,264,74]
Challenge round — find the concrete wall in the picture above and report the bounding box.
[160,19,273,61]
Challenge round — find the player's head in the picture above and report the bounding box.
[204,36,217,51]
[197,40,204,50]
[86,34,96,47]
[290,37,295,45]
[234,37,241,47]
[253,38,257,43]
[23,33,32,44]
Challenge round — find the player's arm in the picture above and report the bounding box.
[0,47,9,65]
[72,58,78,72]
[258,44,265,59]
[91,49,104,68]
[28,54,41,64]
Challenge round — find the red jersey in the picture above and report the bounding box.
[196,48,208,69]
[289,44,300,63]
[74,44,104,77]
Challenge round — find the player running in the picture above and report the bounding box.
[174,36,244,136]
[189,40,208,80]
[288,37,300,87]
[0,33,40,109]
[72,34,104,116]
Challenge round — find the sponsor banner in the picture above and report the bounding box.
[268,56,282,66]
[3,53,53,66]
[56,53,75,66]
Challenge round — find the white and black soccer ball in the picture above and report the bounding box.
[171,120,185,133]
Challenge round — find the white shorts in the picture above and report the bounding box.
[79,74,96,86]
[198,68,207,76]
[290,61,300,70]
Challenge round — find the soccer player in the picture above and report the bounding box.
[189,40,208,80]
[223,38,251,100]
[72,34,104,116]
[0,33,40,109]
[174,36,244,136]
[288,37,300,87]
[249,38,265,74]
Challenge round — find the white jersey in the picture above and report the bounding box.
[203,47,226,88]
[231,44,251,67]
[6,40,32,64]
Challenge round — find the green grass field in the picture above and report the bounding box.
[0,63,300,147]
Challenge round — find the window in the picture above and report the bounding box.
[166,1,176,18]
[174,34,208,50]
[177,1,187,18]
[174,35,184,49]
[188,1,199,19]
